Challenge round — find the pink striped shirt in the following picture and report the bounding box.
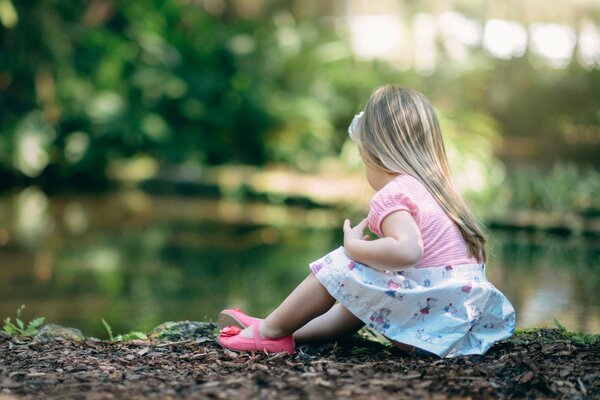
[367,174,476,268]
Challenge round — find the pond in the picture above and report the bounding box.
[0,187,598,338]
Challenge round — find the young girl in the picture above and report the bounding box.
[217,85,515,358]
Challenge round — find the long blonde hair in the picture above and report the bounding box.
[355,85,487,262]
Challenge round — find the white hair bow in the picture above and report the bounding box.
[347,111,363,141]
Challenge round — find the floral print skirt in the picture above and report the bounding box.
[310,247,516,358]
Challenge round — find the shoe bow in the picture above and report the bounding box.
[219,326,242,337]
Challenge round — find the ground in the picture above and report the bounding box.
[0,323,598,399]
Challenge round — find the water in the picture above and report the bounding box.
[1,188,598,338]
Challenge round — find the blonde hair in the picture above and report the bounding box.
[355,85,487,262]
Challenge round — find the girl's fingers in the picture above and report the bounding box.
[344,218,369,240]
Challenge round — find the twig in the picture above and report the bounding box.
[454,376,486,380]
[178,352,207,359]
[523,358,540,373]
[155,339,194,347]
[9,340,30,346]
[577,378,587,396]
[266,352,287,362]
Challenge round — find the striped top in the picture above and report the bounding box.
[367,174,476,268]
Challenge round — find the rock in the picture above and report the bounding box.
[34,324,85,342]
[148,321,217,341]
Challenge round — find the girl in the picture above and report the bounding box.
[217,85,515,358]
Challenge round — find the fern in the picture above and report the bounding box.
[2,305,45,337]
[117,331,148,342]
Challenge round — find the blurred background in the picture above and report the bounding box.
[1,0,599,337]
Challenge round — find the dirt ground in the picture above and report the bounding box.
[0,323,598,399]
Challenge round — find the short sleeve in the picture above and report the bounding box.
[367,182,419,237]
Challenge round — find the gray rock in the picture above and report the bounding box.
[34,324,85,342]
[148,321,217,341]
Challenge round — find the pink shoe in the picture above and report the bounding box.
[218,308,262,329]
[217,324,295,354]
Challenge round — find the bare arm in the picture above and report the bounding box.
[343,212,423,271]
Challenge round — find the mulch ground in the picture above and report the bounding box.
[0,325,598,400]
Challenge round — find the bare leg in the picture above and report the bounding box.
[293,303,364,343]
[231,273,413,352]
[388,338,415,353]
[293,304,414,352]
[239,273,336,339]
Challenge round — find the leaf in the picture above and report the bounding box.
[28,316,45,329]
[518,371,535,384]
[553,319,567,332]
[24,317,45,336]
[2,318,17,335]
[571,336,585,346]
[101,318,114,341]
[16,305,25,320]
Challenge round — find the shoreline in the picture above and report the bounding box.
[2,163,598,236]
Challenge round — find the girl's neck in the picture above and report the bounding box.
[366,165,400,191]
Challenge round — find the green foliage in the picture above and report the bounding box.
[101,318,148,342]
[117,331,149,341]
[1,1,388,180]
[159,322,187,339]
[513,323,600,346]
[101,318,115,341]
[482,164,600,218]
[553,319,600,346]
[2,305,45,337]
[1,1,597,188]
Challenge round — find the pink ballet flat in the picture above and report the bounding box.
[218,308,262,329]
[217,324,295,354]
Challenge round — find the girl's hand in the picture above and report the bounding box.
[343,218,370,247]
[342,212,423,270]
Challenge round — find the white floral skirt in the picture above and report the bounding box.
[310,247,515,358]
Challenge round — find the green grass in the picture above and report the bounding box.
[101,318,148,342]
[513,320,600,346]
[552,319,600,346]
